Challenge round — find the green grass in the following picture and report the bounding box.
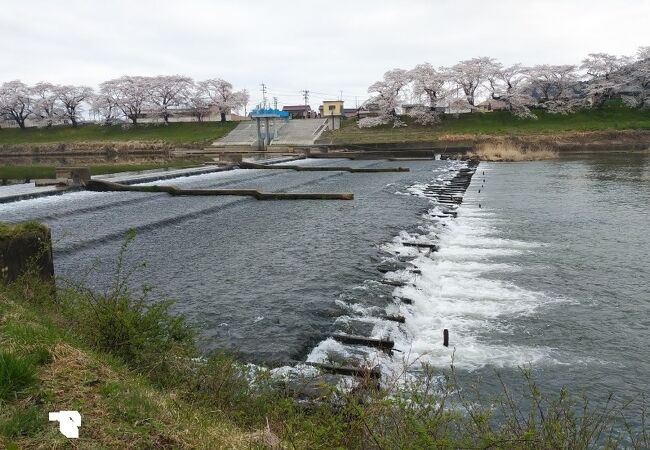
[0,351,37,401]
[324,106,650,144]
[0,221,48,238]
[0,121,238,146]
[0,406,43,439]
[0,160,210,181]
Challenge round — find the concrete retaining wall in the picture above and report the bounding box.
[0,224,54,283]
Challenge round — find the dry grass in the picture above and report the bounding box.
[471,141,559,161]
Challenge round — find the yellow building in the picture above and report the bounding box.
[321,100,344,117]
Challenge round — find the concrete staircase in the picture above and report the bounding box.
[213,121,259,147]
[212,119,328,149]
[271,119,327,146]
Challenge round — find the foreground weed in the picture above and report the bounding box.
[0,351,36,401]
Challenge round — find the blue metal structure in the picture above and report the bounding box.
[250,108,290,118]
[250,108,289,149]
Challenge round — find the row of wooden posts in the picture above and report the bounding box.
[317,160,480,379]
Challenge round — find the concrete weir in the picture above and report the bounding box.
[85,179,354,201]
[239,162,409,173]
[310,160,480,382]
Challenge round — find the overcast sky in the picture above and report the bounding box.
[1,0,648,109]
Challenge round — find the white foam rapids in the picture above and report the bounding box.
[307,162,563,377]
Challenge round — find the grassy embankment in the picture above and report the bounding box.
[0,122,237,146]
[1,225,649,448]
[0,122,238,180]
[322,106,650,145]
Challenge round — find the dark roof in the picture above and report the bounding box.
[282,105,312,112]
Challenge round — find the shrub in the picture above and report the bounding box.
[59,230,195,382]
[62,288,195,381]
[0,351,36,401]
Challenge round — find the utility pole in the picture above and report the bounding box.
[300,90,310,118]
[261,83,268,109]
[273,97,278,109]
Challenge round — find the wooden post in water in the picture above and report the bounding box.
[443,329,449,347]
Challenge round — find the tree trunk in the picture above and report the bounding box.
[220,112,226,122]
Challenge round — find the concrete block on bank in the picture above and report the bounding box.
[218,153,243,163]
[34,178,72,187]
[0,223,54,283]
[55,167,91,186]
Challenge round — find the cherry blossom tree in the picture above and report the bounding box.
[486,63,537,118]
[0,80,34,129]
[621,46,650,108]
[199,78,248,121]
[149,75,192,124]
[359,68,411,128]
[408,63,450,124]
[31,82,61,127]
[580,53,633,107]
[448,57,498,106]
[99,76,150,125]
[183,82,211,122]
[90,93,121,125]
[57,85,93,127]
[527,64,580,113]
[410,63,449,107]
[231,89,249,116]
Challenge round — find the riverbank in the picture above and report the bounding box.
[2,107,650,156]
[319,107,650,144]
[0,122,238,155]
[1,268,644,448]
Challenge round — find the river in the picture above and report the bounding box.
[1,154,648,429]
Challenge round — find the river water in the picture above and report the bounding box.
[1,154,649,427]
